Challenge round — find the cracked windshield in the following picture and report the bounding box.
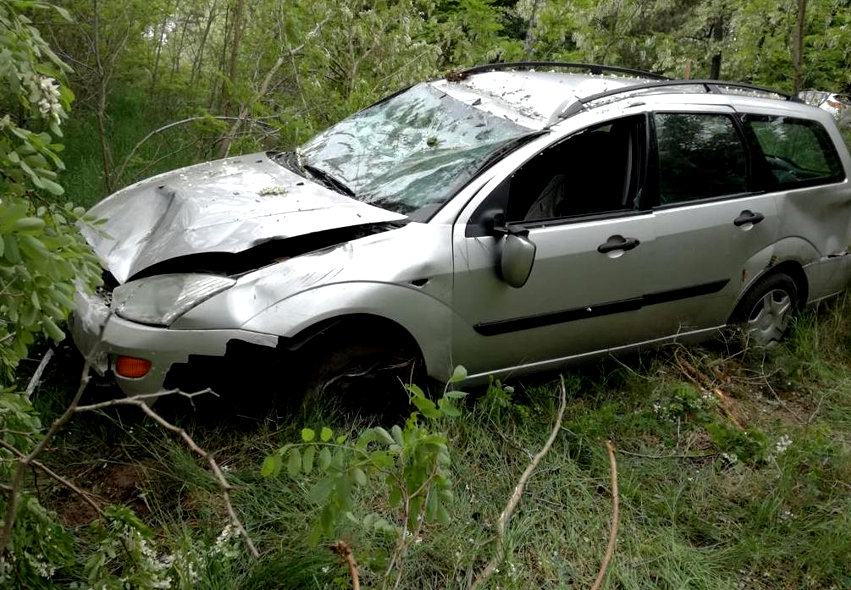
[299,83,530,214]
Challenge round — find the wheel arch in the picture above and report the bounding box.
[729,260,808,323]
[286,313,424,360]
[240,282,457,381]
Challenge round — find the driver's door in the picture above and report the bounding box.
[450,115,657,377]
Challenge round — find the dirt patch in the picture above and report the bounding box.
[55,463,149,527]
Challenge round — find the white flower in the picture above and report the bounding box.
[36,77,64,124]
[774,435,793,455]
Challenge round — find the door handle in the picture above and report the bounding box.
[597,234,640,254]
[733,210,765,227]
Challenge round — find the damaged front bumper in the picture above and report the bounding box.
[70,288,278,396]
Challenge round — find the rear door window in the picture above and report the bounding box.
[654,113,749,205]
[742,115,845,189]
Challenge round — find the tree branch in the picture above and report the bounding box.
[470,375,568,590]
[0,440,104,518]
[75,394,259,558]
[590,440,619,590]
[218,16,329,158]
[115,116,276,182]
[24,347,54,399]
[330,541,361,590]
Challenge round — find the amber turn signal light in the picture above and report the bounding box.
[115,356,152,379]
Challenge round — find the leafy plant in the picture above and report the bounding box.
[263,367,468,585]
[708,423,769,464]
[0,0,101,381]
[475,375,531,422]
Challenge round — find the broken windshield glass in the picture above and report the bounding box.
[298,83,532,214]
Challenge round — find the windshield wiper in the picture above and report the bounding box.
[270,152,356,197]
[303,164,356,197]
[471,131,548,176]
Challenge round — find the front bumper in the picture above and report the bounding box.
[70,288,278,396]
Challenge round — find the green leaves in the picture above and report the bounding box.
[0,1,102,382]
[261,370,469,554]
[0,196,102,379]
[286,448,301,478]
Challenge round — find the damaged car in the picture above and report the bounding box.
[71,62,851,408]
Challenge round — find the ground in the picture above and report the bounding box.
[16,290,851,589]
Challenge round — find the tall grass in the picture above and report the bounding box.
[32,291,851,589]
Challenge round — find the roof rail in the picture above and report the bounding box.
[456,62,669,81]
[557,79,798,119]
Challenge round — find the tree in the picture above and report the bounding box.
[0,0,101,382]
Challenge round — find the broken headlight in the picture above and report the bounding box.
[112,274,235,326]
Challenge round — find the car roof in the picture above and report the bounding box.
[430,70,657,129]
[428,63,811,130]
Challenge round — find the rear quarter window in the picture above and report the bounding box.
[742,115,845,189]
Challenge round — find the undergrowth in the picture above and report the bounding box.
[19,290,851,588]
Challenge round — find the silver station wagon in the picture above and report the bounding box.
[71,63,851,404]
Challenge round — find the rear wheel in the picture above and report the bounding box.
[731,273,799,348]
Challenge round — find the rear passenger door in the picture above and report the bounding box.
[740,113,850,300]
[641,109,780,337]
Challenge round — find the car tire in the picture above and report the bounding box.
[293,329,423,418]
[731,272,799,348]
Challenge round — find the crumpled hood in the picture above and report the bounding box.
[81,152,406,283]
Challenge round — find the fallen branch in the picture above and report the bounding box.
[330,540,361,590]
[75,394,259,558]
[0,336,98,553]
[75,387,216,412]
[24,347,54,399]
[115,115,277,182]
[469,375,568,590]
[590,440,620,590]
[0,440,104,518]
[617,448,718,460]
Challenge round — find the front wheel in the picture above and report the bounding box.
[731,273,799,348]
[293,331,423,418]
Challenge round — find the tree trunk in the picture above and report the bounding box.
[709,14,724,80]
[217,0,246,158]
[523,0,542,57]
[92,0,113,193]
[191,0,217,85]
[149,3,172,97]
[793,0,807,92]
[210,4,230,111]
[171,11,192,82]
[218,0,245,115]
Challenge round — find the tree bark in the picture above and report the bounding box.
[191,0,217,85]
[218,0,245,116]
[523,0,542,57]
[149,2,172,97]
[793,0,808,92]
[216,0,246,157]
[92,0,113,193]
[709,14,724,80]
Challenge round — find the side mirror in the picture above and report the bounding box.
[500,232,536,288]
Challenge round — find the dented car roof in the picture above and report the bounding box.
[431,71,656,128]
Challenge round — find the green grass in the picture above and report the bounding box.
[61,88,225,209]
[28,291,851,589]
